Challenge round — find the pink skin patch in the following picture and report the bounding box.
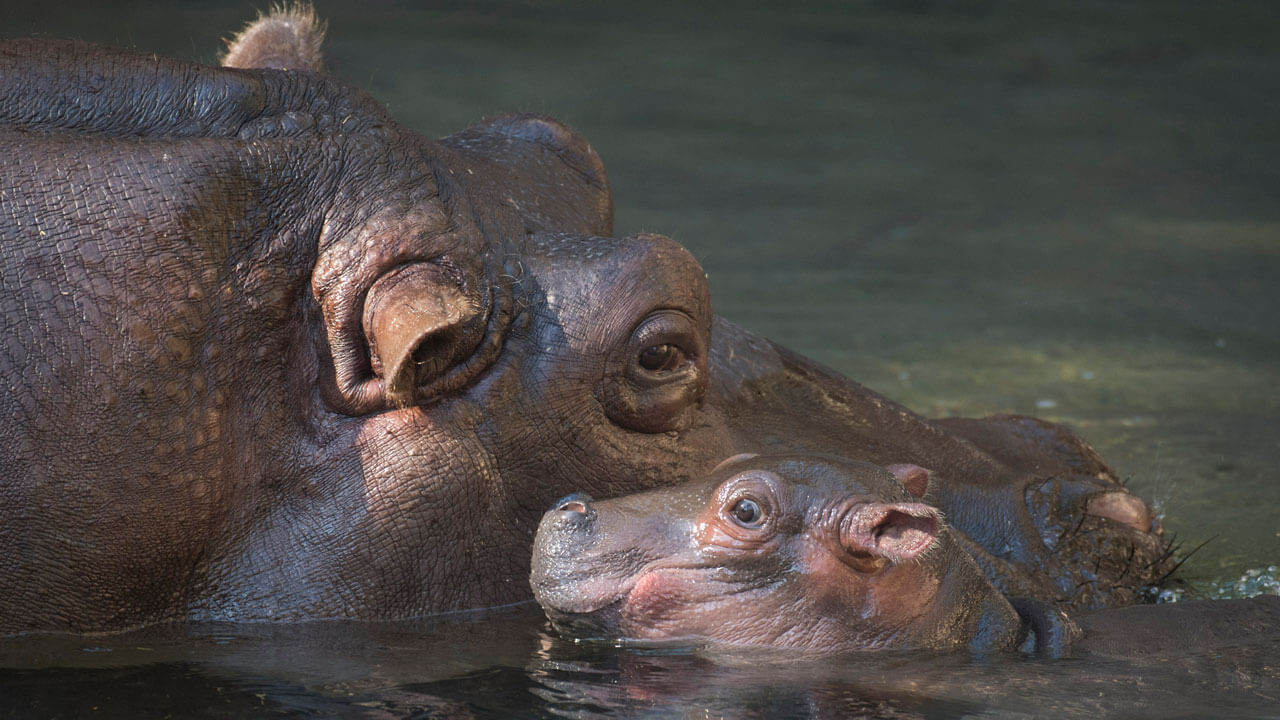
[626,572,674,617]
[620,568,717,639]
[885,463,931,498]
[623,571,686,626]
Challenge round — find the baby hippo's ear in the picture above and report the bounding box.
[840,502,939,568]
[223,4,327,72]
[886,463,931,498]
[711,453,759,473]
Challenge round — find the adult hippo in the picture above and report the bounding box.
[0,8,1169,633]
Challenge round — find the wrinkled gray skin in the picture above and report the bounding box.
[532,454,1045,653]
[0,9,1170,633]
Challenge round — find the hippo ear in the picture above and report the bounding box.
[840,502,939,567]
[886,464,931,498]
[711,453,759,473]
[222,4,327,72]
[441,113,613,237]
[362,263,485,408]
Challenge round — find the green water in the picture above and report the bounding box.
[4,1,1278,716]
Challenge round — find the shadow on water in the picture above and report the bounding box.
[2,604,1278,719]
[3,0,1278,716]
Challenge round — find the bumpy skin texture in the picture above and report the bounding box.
[531,454,1034,653]
[0,13,1170,633]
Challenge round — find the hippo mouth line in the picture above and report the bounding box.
[542,565,719,642]
[537,559,706,618]
[616,563,752,618]
[532,563,643,616]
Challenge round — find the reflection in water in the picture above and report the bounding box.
[516,638,953,720]
[1,664,318,718]
[2,607,1277,719]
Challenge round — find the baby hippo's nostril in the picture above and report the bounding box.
[553,492,594,515]
[1086,492,1152,533]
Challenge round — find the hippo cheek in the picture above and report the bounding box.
[616,566,810,647]
[617,568,724,641]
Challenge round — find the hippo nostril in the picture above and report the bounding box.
[552,492,594,515]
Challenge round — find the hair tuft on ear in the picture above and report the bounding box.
[222,2,327,72]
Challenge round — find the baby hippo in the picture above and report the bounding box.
[531,454,1045,654]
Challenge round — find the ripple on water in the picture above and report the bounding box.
[1154,565,1280,603]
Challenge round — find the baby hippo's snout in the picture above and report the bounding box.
[530,491,629,620]
[533,493,598,567]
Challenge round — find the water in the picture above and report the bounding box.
[4,0,1278,716]
[3,604,1278,719]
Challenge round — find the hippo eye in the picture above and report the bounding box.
[601,310,707,434]
[730,498,764,527]
[637,343,686,372]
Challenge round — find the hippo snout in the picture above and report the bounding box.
[533,493,601,567]
[541,493,598,538]
[532,491,626,619]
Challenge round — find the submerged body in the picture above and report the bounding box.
[1,9,1168,633]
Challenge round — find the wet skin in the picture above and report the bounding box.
[531,454,1037,653]
[533,455,1279,656]
[0,9,1169,633]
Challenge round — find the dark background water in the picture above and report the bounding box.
[3,1,1278,717]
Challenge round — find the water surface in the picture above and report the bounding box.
[3,603,1278,719]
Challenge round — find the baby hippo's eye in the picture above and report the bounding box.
[730,498,763,527]
[638,343,686,372]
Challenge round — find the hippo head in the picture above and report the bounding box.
[531,454,1029,653]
